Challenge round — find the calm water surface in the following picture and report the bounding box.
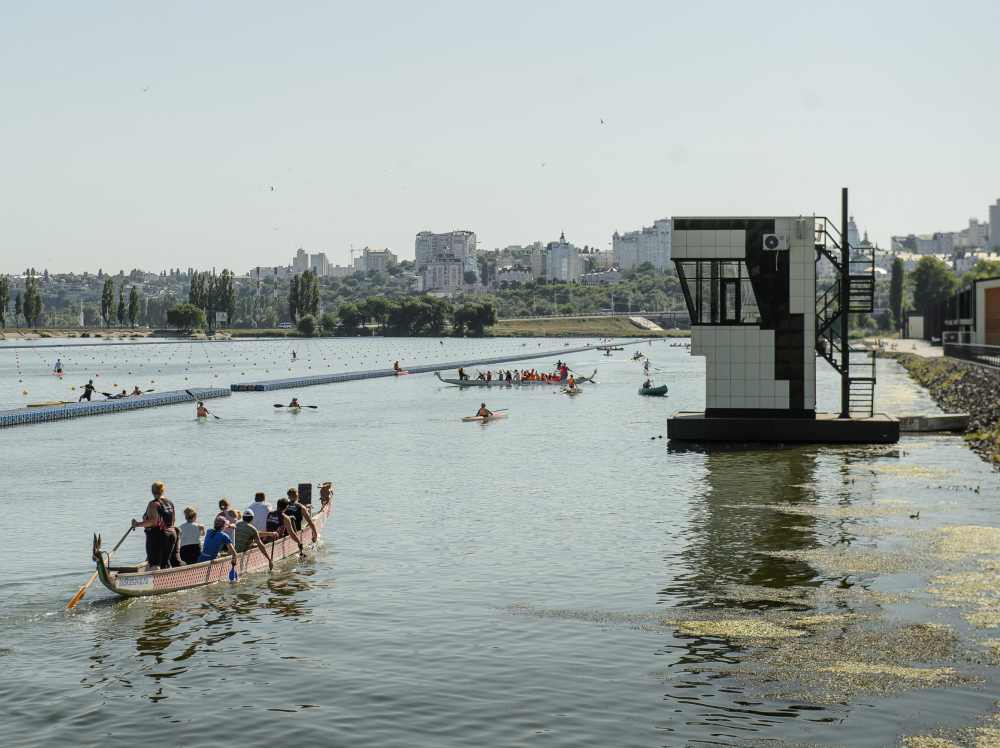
[2,337,998,747]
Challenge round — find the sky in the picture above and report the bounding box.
[1,0,998,274]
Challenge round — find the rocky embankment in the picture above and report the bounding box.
[882,352,1000,467]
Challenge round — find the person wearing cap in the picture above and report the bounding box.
[198,515,238,566]
[234,510,274,569]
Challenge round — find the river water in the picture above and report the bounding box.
[2,337,999,747]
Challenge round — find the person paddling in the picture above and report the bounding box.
[476,402,493,418]
[288,397,301,408]
[54,358,63,374]
[131,386,143,395]
[197,401,212,418]
[79,379,96,402]
[393,361,400,371]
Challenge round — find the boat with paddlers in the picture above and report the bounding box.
[89,491,331,599]
[435,369,597,387]
[639,384,668,396]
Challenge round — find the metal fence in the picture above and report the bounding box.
[944,342,1000,368]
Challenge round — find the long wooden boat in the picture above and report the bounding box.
[639,384,668,396]
[435,369,596,387]
[92,499,331,598]
[898,413,970,432]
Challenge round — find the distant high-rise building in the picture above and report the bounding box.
[612,218,671,271]
[354,247,397,273]
[990,199,1000,251]
[291,248,309,274]
[415,230,477,273]
[546,231,581,282]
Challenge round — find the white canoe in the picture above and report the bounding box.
[898,414,970,432]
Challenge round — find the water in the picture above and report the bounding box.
[3,337,999,747]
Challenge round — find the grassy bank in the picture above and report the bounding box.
[488,317,688,337]
[884,352,1000,468]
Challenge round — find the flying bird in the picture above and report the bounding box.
[270,187,274,191]
[541,163,545,167]
[600,118,604,124]
[142,87,149,92]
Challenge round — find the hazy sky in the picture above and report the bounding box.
[2,1,997,274]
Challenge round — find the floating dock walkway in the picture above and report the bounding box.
[0,388,231,428]
[231,343,610,391]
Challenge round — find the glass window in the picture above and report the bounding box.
[676,260,761,325]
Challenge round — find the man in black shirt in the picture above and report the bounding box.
[284,487,318,540]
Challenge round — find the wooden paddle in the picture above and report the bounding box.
[273,404,319,409]
[66,527,133,609]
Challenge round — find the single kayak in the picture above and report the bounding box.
[462,413,508,422]
[52,371,66,377]
[394,370,409,376]
[28,401,73,408]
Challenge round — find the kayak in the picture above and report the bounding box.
[394,371,409,376]
[462,413,508,422]
[28,401,73,408]
[53,371,66,376]
[287,407,302,413]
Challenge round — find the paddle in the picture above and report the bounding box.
[66,527,133,610]
[273,404,319,409]
[187,389,221,419]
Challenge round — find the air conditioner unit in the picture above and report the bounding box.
[763,233,788,251]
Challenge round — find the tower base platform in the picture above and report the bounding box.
[667,412,899,444]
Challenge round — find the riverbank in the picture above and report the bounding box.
[883,351,1000,467]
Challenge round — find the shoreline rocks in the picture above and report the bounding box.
[881,352,1000,468]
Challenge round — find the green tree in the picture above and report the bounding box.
[166,303,207,330]
[464,270,478,285]
[289,274,301,323]
[320,312,337,332]
[14,290,22,328]
[23,276,43,326]
[910,256,958,315]
[961,258,1000,284]
[101,277,115,327]
[360,296,391,331]
[0,277,9,328]
[297,314,316,335]
[128,286,140,328]
[889,257,904,330]
[337,302,364,331]
[116,282,126,327]
[558,303,576,315]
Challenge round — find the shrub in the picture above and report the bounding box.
[297,314,316,335]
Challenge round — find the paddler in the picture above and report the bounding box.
[393,361,400,371]
[558,363,569,380]
[78,379,96,402]
[475,402,493,418]
[288,397,300,408]
[568,376,575,388]
[131,386,143,395]
[197,401,212,418]
[458,366,469,381]
[54,358,63,374]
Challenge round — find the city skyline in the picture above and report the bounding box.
[2,1,999,274]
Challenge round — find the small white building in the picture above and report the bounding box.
[581,268,622,285]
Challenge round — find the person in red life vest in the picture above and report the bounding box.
[131,481,178,571]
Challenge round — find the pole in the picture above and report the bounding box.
[840,187,850,418]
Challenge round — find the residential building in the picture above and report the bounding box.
[990,199,1000,251]
[328,265,354,278]
[955,218,990,249]
[546,232,581,282]
[291,248,309,274]
[290,248,330,276]
[353,247,397,273]
[415,230,477,273]
[308,252,330,277]
[497,265,533,284]
[581,268,622,285]
[424,256,466,293]
[612,217,671,271]
[916,233,955,255]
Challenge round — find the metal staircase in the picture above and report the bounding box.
[814,209,877,418]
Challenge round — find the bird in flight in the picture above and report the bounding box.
[270,187,274,191]
[541,163,545,167]
[600,118,604,124]
[142,87,149,92]
[271,228,280,231]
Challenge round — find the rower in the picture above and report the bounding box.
[643,379,652,389]
[54,358,63,373]
[644,360,650,374]
[393,361,400,371]
[288,397,300,408]
[458,366,469,381]
[131,386,143,395]
[568,376,575,388]
[476,402,493,418]
[197,401,212,418]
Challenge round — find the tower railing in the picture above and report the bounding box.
[813,213,877,417]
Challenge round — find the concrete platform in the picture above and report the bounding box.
[667,411,899,444]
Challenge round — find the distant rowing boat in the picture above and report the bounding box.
[638,384,668,396]
[462,413,508,422]
[92,500,330,598]
[435,370,597,387]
